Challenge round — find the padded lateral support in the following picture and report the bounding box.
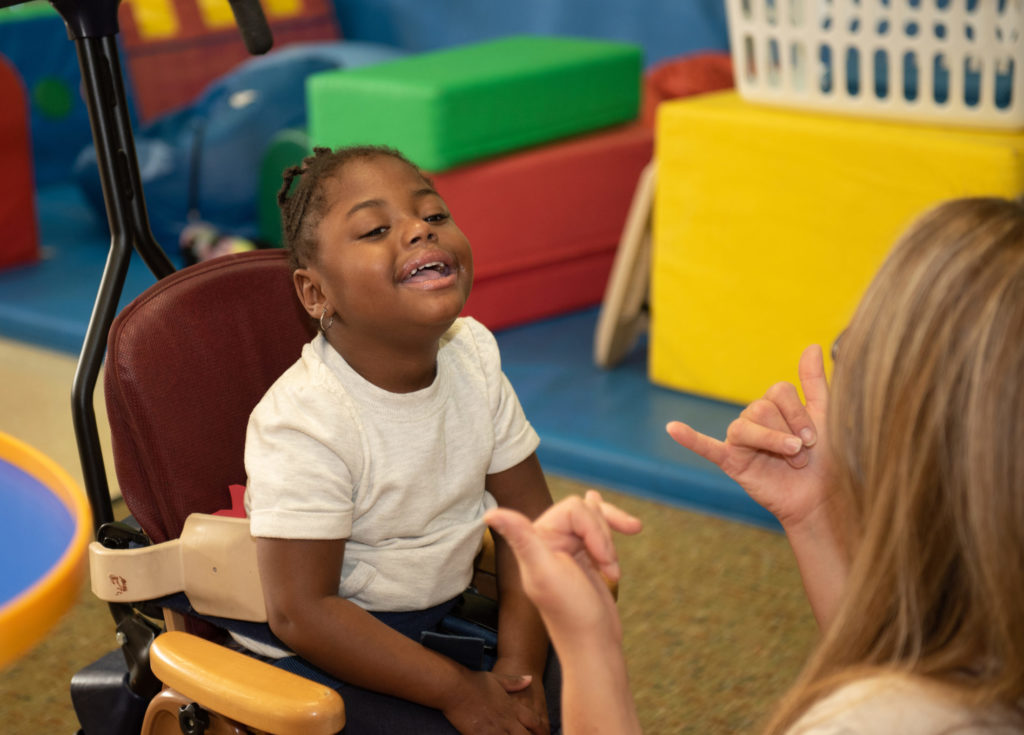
[150,631,345,735]
[90,514,266,622]
[92,513,498,622]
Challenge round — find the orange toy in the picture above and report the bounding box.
[640,51,734,129]
[0,432,90,669]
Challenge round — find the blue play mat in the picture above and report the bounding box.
[0,431,90,667]
[0,459,75,607]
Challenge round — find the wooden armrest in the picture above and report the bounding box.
[472,528,498,599]
[475,528,496,574]
[150,631,344,735]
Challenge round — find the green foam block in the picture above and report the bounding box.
[259,128,311,246]
[306,35,642,171]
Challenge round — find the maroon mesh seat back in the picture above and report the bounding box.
[104,250,316,543]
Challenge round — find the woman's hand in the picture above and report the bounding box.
[485,491,642,645]
[666,344,832,531]
[485,492,644,735]
[667,345,848,628]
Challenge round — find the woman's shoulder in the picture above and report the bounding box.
[788,673,1022,735]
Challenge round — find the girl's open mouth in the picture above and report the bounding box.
[397,250,462,290]
[400,260,458,290]
[404,261,452,282]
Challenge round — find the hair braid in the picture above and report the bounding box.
[275,145,424,272]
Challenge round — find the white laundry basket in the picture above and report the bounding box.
[724,0,1024,129]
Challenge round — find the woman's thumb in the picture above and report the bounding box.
[485,508,543,564]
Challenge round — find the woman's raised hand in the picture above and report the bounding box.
[485,491,642,641]
[666,344,832,531]
[485,491,645,735]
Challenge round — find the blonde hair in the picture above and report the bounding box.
[766,197,1024,733]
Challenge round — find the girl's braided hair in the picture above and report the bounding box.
[277,145,422,271]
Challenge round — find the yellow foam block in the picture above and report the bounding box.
[651,91,1024,405]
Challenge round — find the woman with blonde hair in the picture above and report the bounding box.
[486,197,1024,733]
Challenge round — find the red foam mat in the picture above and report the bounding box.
[433,122,652,330]
[0,56,38,271]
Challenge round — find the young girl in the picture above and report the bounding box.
[487,196,1024,733]
[243,145,558,734]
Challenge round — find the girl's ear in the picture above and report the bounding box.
[293,267,327,319]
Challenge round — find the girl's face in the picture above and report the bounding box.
[300,154,473,343]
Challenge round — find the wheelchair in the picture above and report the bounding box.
[72,250,340,735]
[4,1,495,731]
[73,248,503,734]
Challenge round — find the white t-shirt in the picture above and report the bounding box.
[244,317,539,613]
[788,674,1022,734]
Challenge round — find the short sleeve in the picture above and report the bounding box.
[459,318,540,474]
[244,357,362,540]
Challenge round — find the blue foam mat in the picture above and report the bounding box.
[0,185,181,355]
[1,184,772,529]
[496,316,774,529]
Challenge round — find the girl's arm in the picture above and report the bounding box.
[486,452,557,731]
[256,536,541,734]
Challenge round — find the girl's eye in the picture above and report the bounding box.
[360,226,389,238]
[424,213,449,224]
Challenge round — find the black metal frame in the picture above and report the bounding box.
[1,0,270,723]
[16,0,269,532]
[70,33,176,530]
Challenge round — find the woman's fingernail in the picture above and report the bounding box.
[801,428,816,446]
[784,437,802,453]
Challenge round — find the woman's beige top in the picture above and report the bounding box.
[789,674,1021,734]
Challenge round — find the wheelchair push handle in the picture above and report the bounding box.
[0,0,273,53]
[227,0,274,55]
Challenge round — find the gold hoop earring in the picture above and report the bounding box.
[319,306,334,332]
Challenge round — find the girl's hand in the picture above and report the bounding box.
[442,669,542,734]
[485,491,643,643]
[491,657,549,734]
[666,344,832,531]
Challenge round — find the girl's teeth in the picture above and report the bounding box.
[411,262,442,276]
